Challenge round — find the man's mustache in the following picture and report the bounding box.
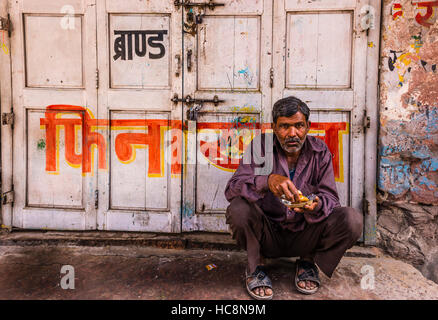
[284,137,301,144]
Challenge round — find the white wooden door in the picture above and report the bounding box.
[3,0,377,235]
[96,0,182,232]
[9,0,98,230]
[273,0,369,215]
[182,0,273,232]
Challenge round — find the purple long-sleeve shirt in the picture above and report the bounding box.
[224,133,341,232]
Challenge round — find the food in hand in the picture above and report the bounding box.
[297,190,309,202]
[280,191,315,208]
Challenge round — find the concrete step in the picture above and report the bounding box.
[0,229,379,258]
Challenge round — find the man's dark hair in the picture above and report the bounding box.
[272,96,310,124]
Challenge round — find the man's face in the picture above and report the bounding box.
[273,112,310,155]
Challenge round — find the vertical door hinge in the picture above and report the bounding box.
[269,68,274,88]
[0,15,11,37]
[2,190,14,206]
[94,190,99,209]
[363,112,371,131]
[363,197,370,216]
[2,112,14,127]
[95,69,99,89]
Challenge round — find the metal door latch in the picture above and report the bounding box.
[177,0,224,33]
[171,94,224,106]
[174,0,225,11]
[171,94,225,121]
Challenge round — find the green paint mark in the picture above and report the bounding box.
[37,139,46,150]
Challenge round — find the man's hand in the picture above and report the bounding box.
[268,174,300,202]
[293,196,320,213]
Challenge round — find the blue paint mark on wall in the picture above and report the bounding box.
[379,158,411,196]
[418,176,437,190]
[378,106,438,203]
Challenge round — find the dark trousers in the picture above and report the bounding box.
[225,196,363,278]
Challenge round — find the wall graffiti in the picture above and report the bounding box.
[40,105,180,176]
[39,105,348,182]
[392,2,404,20]
[387,34,436,87]
[40,105,106,174]
[380,3,438,203]
[412,0,438,27]
[378,106,438,203]
[113,30,168,61]
[392,1,438,26]
[379,157,438,198]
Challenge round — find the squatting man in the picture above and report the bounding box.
[224,96,363,300]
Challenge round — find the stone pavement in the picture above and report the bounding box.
[0,231,438,300]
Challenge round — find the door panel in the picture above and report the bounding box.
[109,14,171,88]
[273,0,368,218]
[109,111,170,211]
[197,16,260,90]
[96,0,182,232]
[183,0,272,232]
[27,109,84,208]
[10,0,97,230]
[24,14,84,88]
[286,11,353,88]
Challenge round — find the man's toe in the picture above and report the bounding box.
[308,281,317,290]
[258,288,265,297]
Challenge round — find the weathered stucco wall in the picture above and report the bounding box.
[377,0,438,283]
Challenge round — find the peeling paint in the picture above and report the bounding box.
[379,0,438,204]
